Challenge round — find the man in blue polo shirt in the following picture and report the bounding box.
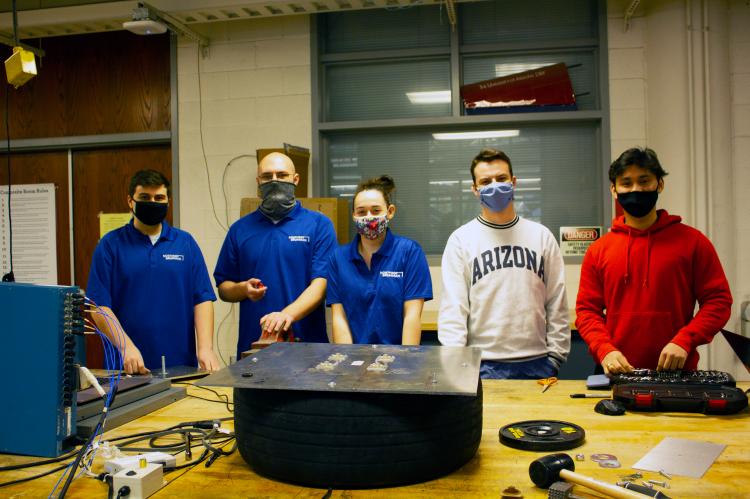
[214,152,337,356]
[87,170,220,374]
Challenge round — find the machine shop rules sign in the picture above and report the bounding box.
[559,226,601,257]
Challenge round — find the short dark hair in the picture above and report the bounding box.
[470,148,513,183]
[353,175,396,208]
[609,147,668,184]
[129,169,171,198]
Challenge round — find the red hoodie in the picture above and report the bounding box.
[576,210,732,370]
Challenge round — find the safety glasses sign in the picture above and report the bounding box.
[559,226,601,257]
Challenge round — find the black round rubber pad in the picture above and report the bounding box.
[499,420,585,451]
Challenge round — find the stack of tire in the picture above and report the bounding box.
[234,381,483,488]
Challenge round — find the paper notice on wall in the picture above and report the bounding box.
[100,212,132,239]
[560,226,601,257]
[0,183,57,284]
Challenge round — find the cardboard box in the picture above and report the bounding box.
[241,197,350,244]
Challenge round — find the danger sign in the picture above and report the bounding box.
[560,226,602,257]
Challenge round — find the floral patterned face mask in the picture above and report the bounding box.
[353,214,389,240]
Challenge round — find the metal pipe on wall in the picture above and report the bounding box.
[702,0,714,237]
[686,0,697,227]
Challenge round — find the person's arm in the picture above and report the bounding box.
[260,278,327,333]
[543,234,571,369]
[400,241,432,346]
[86,238,149,374]
[663,234,733,370]
[438,233,470,346]
[331,303,354,344]
[401,299,424,346]
[213,226,268,303]
[91,306,149,375]
[575,244,628,371]
[194,300,220,371]
[217,279,266,303]
[261,215,338,334]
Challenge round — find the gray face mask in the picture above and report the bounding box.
[258,180,296,222]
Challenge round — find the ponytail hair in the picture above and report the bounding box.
[353,175,396,207]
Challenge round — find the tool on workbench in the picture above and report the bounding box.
[548,481,586,499]
[539,377,558,393]
[529,453,659,498]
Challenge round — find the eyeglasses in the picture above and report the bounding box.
[258,172,293,182]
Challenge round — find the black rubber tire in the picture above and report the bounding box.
[233,381,483,489]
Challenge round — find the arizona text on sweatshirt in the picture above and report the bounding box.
[438,215,570,364]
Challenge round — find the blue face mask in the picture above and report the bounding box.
[479,182,514,212]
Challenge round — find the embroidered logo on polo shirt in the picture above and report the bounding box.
[162,254,185,261]
[380,271,403,278]
[288,236,310,243]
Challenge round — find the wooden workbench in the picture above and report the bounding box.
[2,380,748,498]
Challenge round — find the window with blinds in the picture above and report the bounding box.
[314,0,610,255]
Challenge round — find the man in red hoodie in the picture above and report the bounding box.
[576,147,732,374]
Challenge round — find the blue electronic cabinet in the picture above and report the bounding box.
[0,282,84,457]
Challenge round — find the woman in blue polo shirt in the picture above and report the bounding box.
[326,175,433,345]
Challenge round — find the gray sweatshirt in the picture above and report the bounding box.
[438,215,570,365]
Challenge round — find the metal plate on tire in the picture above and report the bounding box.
[199,343,481,396]
[499,420,586,451]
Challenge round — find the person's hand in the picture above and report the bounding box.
[602,351,633,375]
[260,311,294,334]
[197,348,221,372]
[657,342,688,371]
[122,344,150,375]
[245,278,267,302]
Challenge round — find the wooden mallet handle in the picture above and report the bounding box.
[559,469,651,498]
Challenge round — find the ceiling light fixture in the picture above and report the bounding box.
[432,130,520,141]
[123,2,209,56]
[406,91,452,104]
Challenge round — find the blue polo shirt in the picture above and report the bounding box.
[86,220,216,369]
[326,230,433,344]
[213,202,337,355]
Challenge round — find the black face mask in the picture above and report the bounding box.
[617,190,658,218]
[258,181,296,223]
[134,201,168,226]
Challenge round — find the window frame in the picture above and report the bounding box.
[311,1,611,261]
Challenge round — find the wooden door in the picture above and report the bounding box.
[73,145,172,367]
[0,152,70,285]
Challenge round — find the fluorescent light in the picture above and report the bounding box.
[406,91,451,104]
[432,130,520,141]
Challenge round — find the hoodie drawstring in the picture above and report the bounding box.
[624,230,632,285]
[643,231,652,288]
